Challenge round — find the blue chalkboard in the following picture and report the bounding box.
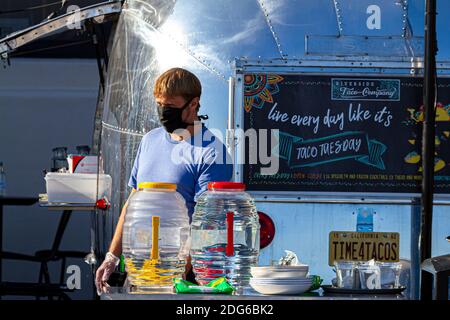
[242,74,450,194]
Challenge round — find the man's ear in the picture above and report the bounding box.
[190,97,200,110]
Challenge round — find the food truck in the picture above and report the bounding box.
[1,0,449,300]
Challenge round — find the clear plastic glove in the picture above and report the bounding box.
[95,252,120,296]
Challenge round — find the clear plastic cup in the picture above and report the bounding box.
[76,145,91,155]
[357,262,381,290]
[377,262,402,289]
[52,147,68,171]
[334,261,357,288]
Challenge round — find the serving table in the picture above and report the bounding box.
[101,286,407,300]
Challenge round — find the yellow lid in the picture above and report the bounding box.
[137,182,177,190]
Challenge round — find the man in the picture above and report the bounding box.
[95,68,233,294]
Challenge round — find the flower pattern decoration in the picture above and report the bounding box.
[244,74,284,112]
[403,102,450,172]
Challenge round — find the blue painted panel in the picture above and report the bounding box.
[255,202,411,285]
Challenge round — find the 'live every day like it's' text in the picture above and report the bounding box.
[266,102,393,162]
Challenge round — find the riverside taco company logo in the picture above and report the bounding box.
[332,78,400,101]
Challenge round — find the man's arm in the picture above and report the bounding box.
[108,188,136,257]
[194,146,233,203]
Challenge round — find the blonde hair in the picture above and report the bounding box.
[153,68,202,104]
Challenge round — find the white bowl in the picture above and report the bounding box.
[251,265,309,279]
[249,281,312,295]
[250,278,312,284]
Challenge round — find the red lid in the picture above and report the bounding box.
[207,182,246,191]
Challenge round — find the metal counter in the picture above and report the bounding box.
[101,287,407,300]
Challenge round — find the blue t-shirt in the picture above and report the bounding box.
[128,125,233,218]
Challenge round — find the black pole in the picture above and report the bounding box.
[420,0,437,300]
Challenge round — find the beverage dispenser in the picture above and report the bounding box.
[122,182,190,293]
[190,182,260,292]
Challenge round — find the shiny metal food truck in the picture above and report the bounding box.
[1,0,449,300]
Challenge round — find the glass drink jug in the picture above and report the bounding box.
[122,182,190,293]
[190,182,260,292]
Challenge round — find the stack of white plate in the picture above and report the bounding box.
[249,265,312,295]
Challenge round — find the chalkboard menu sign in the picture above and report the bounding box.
[242,74,450,195]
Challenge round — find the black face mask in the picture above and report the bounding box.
[157,99,193,133]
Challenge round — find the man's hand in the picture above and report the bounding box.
[95,252,120,296]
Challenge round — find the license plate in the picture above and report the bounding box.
[328,231,400,266]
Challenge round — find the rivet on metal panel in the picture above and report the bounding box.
[401,0,409,37]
